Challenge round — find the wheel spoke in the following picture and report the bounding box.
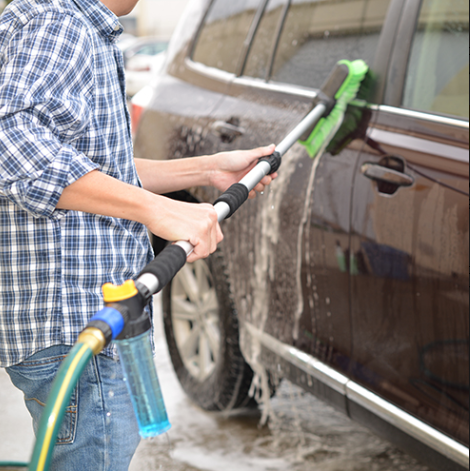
[172,296,199,322]
[203,322,220,363]
[202,289,218,315]
[198,332,212,381]
[175,264,200,304]
[179,323,201,359]
[195,261,211,295]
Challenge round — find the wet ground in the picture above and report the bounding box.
[0,296,431,471]
[129,298,431,471]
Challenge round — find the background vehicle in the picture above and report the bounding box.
[132,0,469,470]
[118,36,168,96]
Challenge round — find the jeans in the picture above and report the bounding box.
[6,345,141,471]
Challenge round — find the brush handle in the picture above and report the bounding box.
[135,101,330,297]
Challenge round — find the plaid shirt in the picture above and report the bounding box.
[0,0,153,367]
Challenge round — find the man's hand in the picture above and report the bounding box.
[142,197,223,263]
[135,144,278,198]
[207,145,278,199]
[57,170,223,263]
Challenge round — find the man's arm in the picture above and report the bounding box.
[57,170,222,263]
[134,144,277,197]
[58,143,277,262]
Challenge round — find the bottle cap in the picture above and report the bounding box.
[102,280,138,303]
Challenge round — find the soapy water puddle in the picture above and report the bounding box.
[130,303,431,471]
[131,378,431,471]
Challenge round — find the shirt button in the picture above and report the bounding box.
[113,23,120,31]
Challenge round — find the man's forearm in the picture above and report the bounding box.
[56,169,155,224]
[56,168,223,263]
[134,157,214,194]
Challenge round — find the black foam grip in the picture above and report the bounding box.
[138,244,187,292]
[259,151,282,174]
[214,183,249,219]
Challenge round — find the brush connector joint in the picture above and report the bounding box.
[318,93,336,118]
[259,151,281,174]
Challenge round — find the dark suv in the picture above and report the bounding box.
[132,0,469,470]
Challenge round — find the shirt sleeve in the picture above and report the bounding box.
[0,12,99,219]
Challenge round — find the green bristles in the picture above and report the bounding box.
[299,59,369,159]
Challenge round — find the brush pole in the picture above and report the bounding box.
[136,101,330,297]
[276,103,327,155]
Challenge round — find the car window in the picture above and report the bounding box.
[192,0,264,74]
[270,0,392,90]
[243,0,288,79]
[403,0,469,119]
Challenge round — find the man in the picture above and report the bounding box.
[0,0,275,469]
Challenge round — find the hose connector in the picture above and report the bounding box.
[77,327,107,355]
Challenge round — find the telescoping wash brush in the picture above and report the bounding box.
[25,59,370,471]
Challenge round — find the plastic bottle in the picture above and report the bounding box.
[116,330,171,438]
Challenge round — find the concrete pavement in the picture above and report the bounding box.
[0,367,34,465]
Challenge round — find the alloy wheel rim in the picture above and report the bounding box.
[171,259,221,381]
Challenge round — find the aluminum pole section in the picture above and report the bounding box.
[136,102,328,296]
[276,103,327,156]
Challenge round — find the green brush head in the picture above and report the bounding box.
[299,59,369,159]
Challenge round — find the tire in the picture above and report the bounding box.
[162,249,256,411]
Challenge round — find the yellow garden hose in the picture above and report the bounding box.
[27,329,106,471]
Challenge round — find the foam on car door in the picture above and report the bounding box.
[215,0,394,411]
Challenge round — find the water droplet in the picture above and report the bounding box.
[106,412,111,417]
[108,391,115,398]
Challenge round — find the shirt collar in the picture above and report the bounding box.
[72,0,123,42]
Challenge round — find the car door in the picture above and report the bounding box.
[349,0,469,447]
[197,0,396,406]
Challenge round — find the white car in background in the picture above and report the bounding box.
[118,37,168,97]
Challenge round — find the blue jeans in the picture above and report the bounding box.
[6,345,141,471]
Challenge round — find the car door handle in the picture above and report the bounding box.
[361,162,414,187]
[211,120,245,139]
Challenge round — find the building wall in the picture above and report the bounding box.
[130,0,191,39]
[0,0,189,40]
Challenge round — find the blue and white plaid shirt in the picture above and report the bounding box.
[0,0,153,367]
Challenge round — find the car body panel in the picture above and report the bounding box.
[350,108,469,446]
[132,0,470,467]
[347,0,470,446]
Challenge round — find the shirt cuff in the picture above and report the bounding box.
[5,146,99,219]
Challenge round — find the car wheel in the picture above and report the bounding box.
[162,249,256,411]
